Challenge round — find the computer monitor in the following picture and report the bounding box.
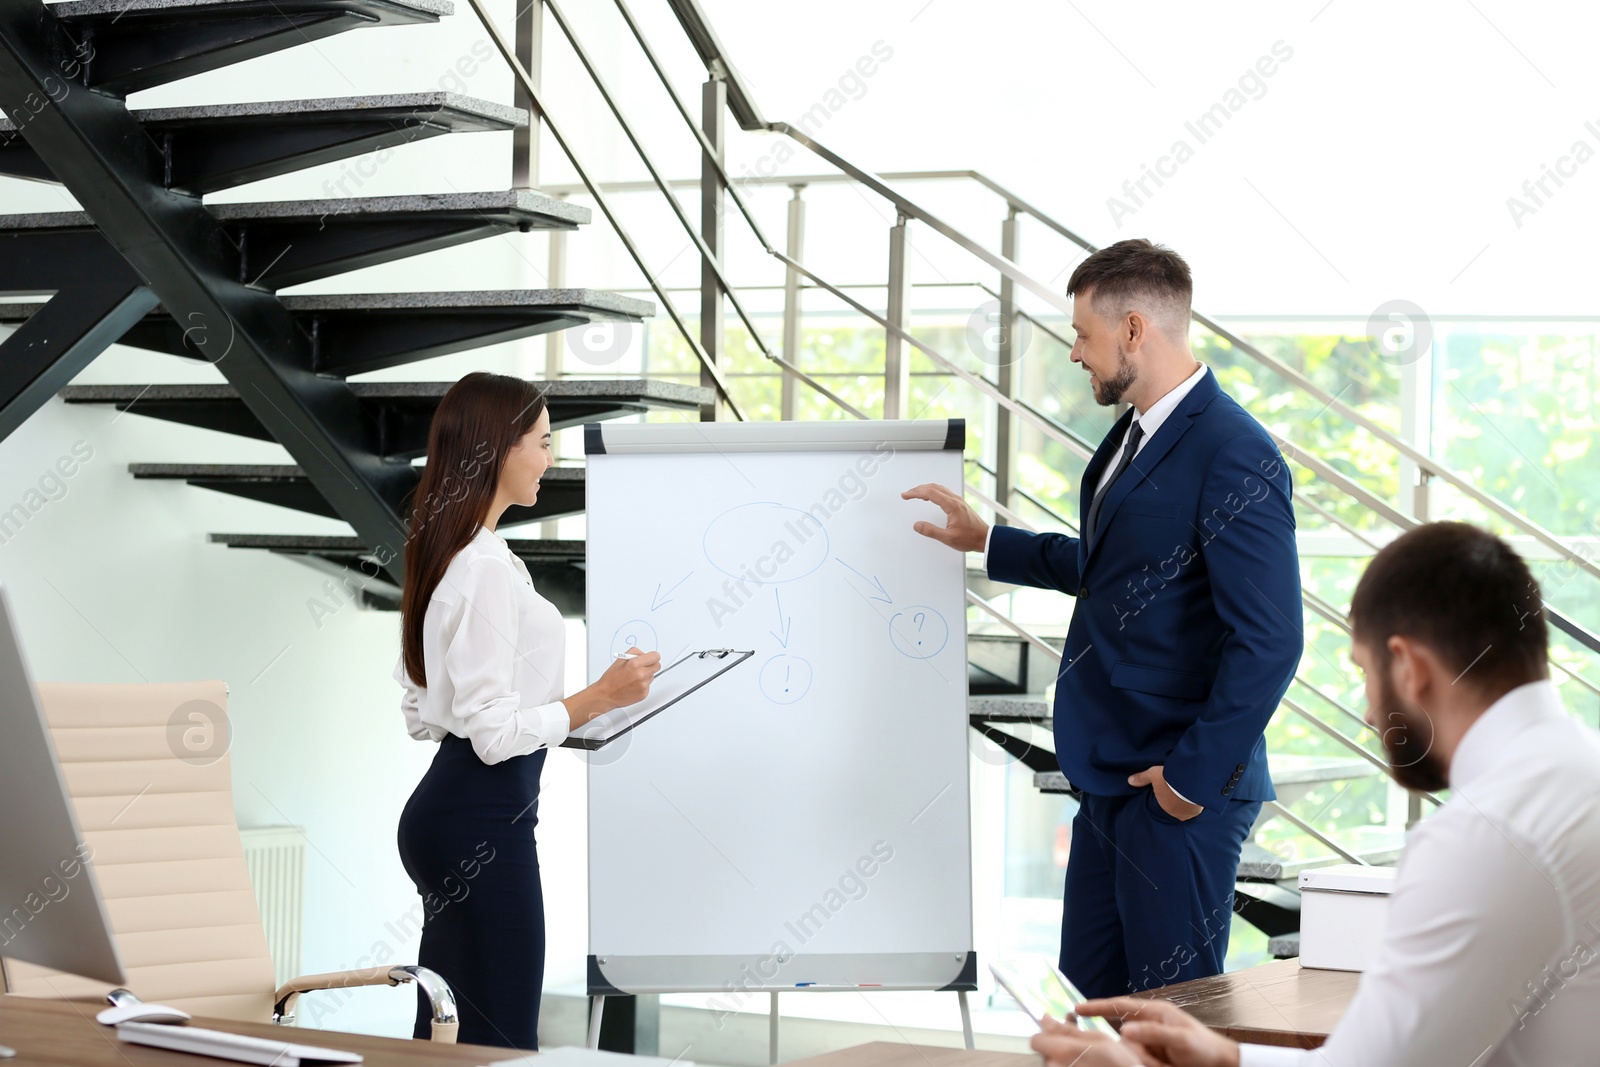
[0,584,125,986]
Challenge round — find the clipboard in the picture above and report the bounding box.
[562,648,754,750]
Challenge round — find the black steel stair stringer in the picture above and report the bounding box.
[0,229,155,443]
[0,4,410,583]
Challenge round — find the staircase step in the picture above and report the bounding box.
[1238,841,1290,882]
[1266,754,1382,787]
[968,693,1051,724]
[0,290,654,375]
[0,94,525,194]
[282,290,654,375]
[0,191,588,290]
[131,462,585,525]
[1033,771,1074,794]
[60,379,709,458]
[1267,931,1301,959]
[208,533,586,614]
[51,0,451,95]
[968,630,1064,695]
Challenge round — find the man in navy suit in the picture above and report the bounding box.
[905,239,1302,997]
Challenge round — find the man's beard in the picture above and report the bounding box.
[1373,667,1449,792]
[1093,345,1138,406]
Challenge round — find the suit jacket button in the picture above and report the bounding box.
[1078,586,1089,598]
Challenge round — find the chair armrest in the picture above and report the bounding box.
[273,964,458,1043]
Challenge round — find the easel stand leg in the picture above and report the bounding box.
[769,991,780,1065]
[588,995,605,1051]
[957,990,974,1051]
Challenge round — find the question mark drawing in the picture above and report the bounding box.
[610,620,657,658]
[890,606,948,660]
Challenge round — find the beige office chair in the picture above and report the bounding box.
[0,680,459,1043]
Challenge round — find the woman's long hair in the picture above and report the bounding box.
[400,372,548,687]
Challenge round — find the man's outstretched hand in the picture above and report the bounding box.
[902,483,989,554]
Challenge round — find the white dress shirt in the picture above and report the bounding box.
[980,362,1208,564]
[1240,680,1600,1067]
[393,524,571,764]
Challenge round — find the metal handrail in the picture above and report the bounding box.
[967,456,1078,531]
[486,0,1595,848]
[540,0,864,421]
[460,0,744,419]
[1262,800,1367,866]
[662,0,765,130]
[966,588,1062,663]
[533,116,1600,602]
[759,121,1600,592]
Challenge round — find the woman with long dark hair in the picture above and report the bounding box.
[393,372,658,1048]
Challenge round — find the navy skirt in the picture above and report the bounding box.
[397,733,548,1049]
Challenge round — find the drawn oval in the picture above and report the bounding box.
[889,606,949,660]
[610,619,658,658]
[759,654,814,705]
[702,502,830,586]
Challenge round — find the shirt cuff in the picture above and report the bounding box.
[1238,1043,1308,1067]
[537,700,572,749]
[982,525,995,570]
[1169,782,1195,806]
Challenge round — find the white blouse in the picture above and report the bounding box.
[393,524,570,763]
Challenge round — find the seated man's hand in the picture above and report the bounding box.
[901,483,989,553]
[1031,1014,1147,1067]
[1069,998,1241,1067]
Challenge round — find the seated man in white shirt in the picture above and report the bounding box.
[1031,520,1600,1067]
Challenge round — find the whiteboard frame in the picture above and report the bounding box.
[582,418,976,995]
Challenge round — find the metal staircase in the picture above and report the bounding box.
[3,0,1599,967]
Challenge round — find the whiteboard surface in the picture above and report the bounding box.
[584,423,972,993]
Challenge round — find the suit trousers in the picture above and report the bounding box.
[1059,789,1261,998]
[398,733,548,1048]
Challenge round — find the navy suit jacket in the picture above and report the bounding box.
[988,370,1302,811]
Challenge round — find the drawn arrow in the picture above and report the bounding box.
[835,557,892,604]
[771,588,793,648]
[651,571,694,611]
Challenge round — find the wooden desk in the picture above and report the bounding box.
[0,995,529,1065]
[784,1042,1037,1067]
[1135,959,1360,1049]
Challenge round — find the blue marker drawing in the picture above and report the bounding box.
[888,606,948,660]
[703,502,830,586]
[835,557,892,603]
[759,653,812,705]
[651,571,694,611]
[609,619,659,659]
[771,588,793,648]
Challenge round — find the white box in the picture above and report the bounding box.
[1297,864,1398,971]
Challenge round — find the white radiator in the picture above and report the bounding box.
[240,826,305,988]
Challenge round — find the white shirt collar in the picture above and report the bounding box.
[1448,678,1567,790]
[1131,361,1208,443]
[474,523,509,547]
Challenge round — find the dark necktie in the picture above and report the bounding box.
[1084,420,1145,550]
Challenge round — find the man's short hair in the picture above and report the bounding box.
[1350,522,1548,694]
[1066,238,1193,342]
